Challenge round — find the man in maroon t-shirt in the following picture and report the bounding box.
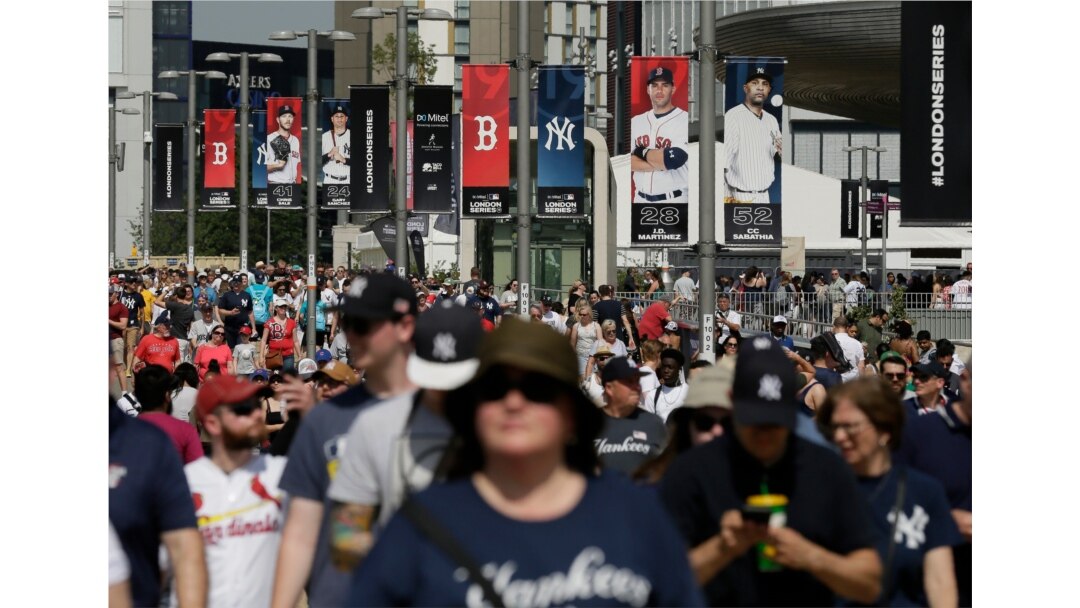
[109,286,130,391]
[134,312,182,372]
[133,365,204,464]
[638,295,680,341]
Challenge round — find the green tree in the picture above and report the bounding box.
[371,31,439,112]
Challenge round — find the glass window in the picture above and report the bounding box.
[454,62,464,93]
[590,5,598,37]
[564,37,574,63]
[109,15,123,73]
[455,22,470,56]
[455,0,470,20]
[153,39,190,97]
[153,1,190,36]
[879,133,901,181]
[566,4,574,34]
[821,133,850,180]
[793,131,821,173]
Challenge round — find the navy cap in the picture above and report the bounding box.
[744,67,773,85]
[647,65,675,85]
[408,301,484,390]
[732,336,797,429]
[601,356,649,384]
[912,361,949,380]
[333,273,417,320]
[154,311,171,326]
[278,105,295,117]
[330,104,348,116]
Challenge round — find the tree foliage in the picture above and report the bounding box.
[371,32,439,112]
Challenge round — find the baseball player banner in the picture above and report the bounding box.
[390,121,415,210]
[350,86,390,213]
[536,66,586,219]
[201,109,236,209]
[265,96,302,209]
[320,99,351,210]
[251,111,268,207]
[153,124,184,211]
[900,2,971,226]
[412,86,453,214]
[461,65,510,218]
[723,57,785,246]
[630,57,690,244]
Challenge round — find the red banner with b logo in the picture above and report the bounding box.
[201,109,235,209]
[461,65,510,218]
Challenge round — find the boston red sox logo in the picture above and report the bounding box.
[654,67,663,78]
[635,134,650,148]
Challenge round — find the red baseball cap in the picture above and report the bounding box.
[195,375,271,422]
[239,326,252,335]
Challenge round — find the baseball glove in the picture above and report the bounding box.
[270,135,291,162]
[663,147,689,170]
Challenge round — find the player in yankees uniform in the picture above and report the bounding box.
[170,375,287,608]
[723,68,782,205]
[268,105,300,184]
[321,104,350,184]
[630,66,689,204]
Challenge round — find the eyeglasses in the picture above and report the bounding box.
[882,372,906,380]
[826,421,866,437]
[691,411,726,432]
[723,342,739,349]
[474,369,566,404]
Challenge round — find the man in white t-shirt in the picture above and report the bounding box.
[715,293,742,341]
[832,315,865,381]
[540,295,568,334]
[951,270,972,309]
[673,269,696,302]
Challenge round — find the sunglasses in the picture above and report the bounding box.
[341,316,391,336]
[912,373,937,383]
[723,342,738,349]
[225,401,260,417]
[825,421,866,437]
[691,411,726,432]
[317,379,345,390]
[212,331,225,336]
[882,372,906,380]
[474,369,567,404]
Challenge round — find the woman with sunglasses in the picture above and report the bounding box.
[816,378,960,607]
[349,318,704,606]
[633,362,734,484]
[500,279,519,311]
[193,325,234,381]
[718,335,740,359]
[581,343,615,407]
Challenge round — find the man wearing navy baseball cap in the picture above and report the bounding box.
[268,104,300,184]
[660,336,881,606]
[594,356,666,477]
[322,102,350,184]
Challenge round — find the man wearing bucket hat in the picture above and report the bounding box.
[323,300,485,575]
[272,273,416,608]
[660,336,881,606]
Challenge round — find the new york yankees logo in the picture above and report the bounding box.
[887,505,930,549]
[544,116,576,151]
[474,116,497,151]
[212,142,229,165]
[256,143,267,166]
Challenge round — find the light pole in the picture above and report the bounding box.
[206,51,283,274]
[697,0,717,363]
[109,105,141,270]
[117,90,178,267]
[842,145,887,273]
[157,68,227,283]
[269,29,355,356]
[352,6,453,280]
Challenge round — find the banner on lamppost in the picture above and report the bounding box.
[201,109,236,209]
[461,65,511,218]
[350,86,391,213]
[265,96,302,208]
[900,2,971,226]
[153,124,184,211]
[722,56,785,246]
[629,56,690,244]
[320,99,351,210]
[251,111,268,207]
[413,85,453,213]
[536,66,586,218]
[868,179,888,239]
[840,179,859,239]
[433,114,461,235]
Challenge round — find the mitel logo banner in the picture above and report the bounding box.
[412,85,453,214]
[462,65,510,218]
[536,66,585,218]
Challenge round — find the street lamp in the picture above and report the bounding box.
[842,145,888,273]
[157,68,227,283]
[110,105,141,270]
[205,51,283,273]
[117,90,178,267]
[352,6,453,280]
[267,29,355,356]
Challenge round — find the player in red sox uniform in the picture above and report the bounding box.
[631,66,690,204]
[724,68,782,205]
[172,375,288,608]
[268,105,301,184]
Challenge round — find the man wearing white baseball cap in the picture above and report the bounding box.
[325,300,484,573]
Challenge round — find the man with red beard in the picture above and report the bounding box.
[177,375,289,608]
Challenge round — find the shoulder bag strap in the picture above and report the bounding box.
[881,466,908,605]
[399,499,505,608]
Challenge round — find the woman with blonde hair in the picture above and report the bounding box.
[569,300,602,378]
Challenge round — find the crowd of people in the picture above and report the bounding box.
[109,262,971,607]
